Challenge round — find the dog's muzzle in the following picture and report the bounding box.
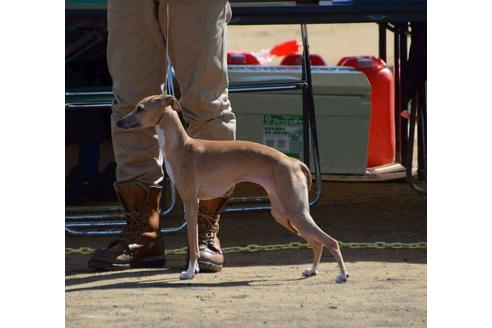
[117,113,140,129]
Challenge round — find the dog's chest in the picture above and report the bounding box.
[155,126,175,184]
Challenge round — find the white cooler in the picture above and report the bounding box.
[228,65,371,175]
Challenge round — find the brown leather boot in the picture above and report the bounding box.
[88,181,165,271]
[197,197,229,272]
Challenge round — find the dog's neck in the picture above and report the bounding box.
[155,109,190,157]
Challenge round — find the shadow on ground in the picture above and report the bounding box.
[66,180,426,277]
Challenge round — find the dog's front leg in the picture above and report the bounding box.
[180,198,200,280]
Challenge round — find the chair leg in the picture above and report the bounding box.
[406,88,426,195]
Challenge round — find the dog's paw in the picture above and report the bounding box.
[302,268,318,277]
[179,271,195,280]
[336,272,350,284]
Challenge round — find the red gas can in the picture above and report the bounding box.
[337,56,395,167]
[227,51,261,65]
[280,54,327,66]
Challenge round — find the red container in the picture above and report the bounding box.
[227,51,261,65]
[337,56,395,167]
[280,54,327,66]
[270,39,301,57]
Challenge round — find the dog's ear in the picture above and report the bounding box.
[165,95,182,112]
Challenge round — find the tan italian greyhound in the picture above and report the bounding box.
[117,94,349,283]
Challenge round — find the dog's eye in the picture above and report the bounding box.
[136,106,144,113]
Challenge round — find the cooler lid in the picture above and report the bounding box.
[228,65,371,96]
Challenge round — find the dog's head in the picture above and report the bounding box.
[116,94,181,129]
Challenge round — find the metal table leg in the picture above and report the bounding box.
[399,23,409,166]
[301,23,322,206]
[394,23,402,164]
[399,21,427,194]
[406,83,427,194]
[378,22,387,63]
[417,83,427,183]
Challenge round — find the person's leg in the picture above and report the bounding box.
[109,0,166,186]
[89,0,167,271]
[167,0,235,272]
[167,0,235,140]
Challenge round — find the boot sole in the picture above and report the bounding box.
[198,260,223,273]
[88,256,166,272]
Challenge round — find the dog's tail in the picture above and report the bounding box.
[300,162,313,191]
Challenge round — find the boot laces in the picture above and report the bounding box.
[198,211,218,245]
[120,210,143,240]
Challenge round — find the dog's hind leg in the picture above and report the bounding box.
[269,172,348,282]
[291,211,350,283]
[270,206,323,277]
[300,234,323,277]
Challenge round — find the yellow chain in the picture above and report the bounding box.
[65,241,426,255]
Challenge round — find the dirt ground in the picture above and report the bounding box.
[66,25,423,327]
[66,180,426,328]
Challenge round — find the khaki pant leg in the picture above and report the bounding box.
[108,0,167,185]
[165,0,236,141]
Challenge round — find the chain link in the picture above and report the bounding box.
[65,241,426,255]
[65,247,95,255]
